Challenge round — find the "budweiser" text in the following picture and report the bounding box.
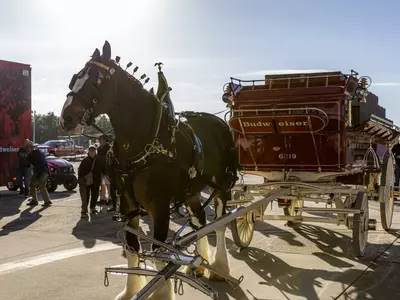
[242,121,309,127]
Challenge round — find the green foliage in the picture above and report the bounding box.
[33,112,63,144]
[33,112,112,144]
[82,114,113,136]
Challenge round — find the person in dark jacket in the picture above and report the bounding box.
[16,145,32,196]
[78,145,102,217]
[97,135,118,212]
[392,137,400,187]
[25,139,52,207]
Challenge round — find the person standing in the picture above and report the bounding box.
[97,135,111,205]
[96,135,117,212]
[391,137,400,187]
[78,145,102,218]
[16,145,32,196]
[25,139,52,207]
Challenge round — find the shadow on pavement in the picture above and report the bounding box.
[71,212,166,253]
[226,223,400,300]
[0,194,26,221]
[0,205,49,236]
[293,224,354,261]
[71,213,125,249]
[48,190,78,200]
[254,220,306,247]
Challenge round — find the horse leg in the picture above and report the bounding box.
[115,216,147,300]
[209,189,230,281]
[183,193,210,277]
[147,200,175,300]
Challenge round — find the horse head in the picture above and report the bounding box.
[60,41,144,133]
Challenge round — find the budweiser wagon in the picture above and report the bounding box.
[223,70,400,256]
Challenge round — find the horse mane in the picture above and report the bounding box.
[91,56,155,99]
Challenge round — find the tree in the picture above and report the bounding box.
[82,114,113,137]
[33,112,64,144]
[32,112,113,144]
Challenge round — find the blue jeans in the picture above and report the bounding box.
[17,167,32,194]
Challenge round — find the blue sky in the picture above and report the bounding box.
[1,0,400,123]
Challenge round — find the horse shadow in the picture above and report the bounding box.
[0,205,49,236]
[71,211,175,252]
[71,214,125,249]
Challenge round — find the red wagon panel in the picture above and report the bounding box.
[227,72,356,173]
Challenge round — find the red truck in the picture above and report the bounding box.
[37,139,85,157]
[0,59,32,187]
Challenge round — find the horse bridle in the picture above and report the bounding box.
[68,59,176,165]
[68,60,117,126]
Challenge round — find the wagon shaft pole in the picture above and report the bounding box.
[130,263,180,300]
[175,188,290,248]
[115,188,289,299]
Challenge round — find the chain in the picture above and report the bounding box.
[106,146,119,166]
[103,271,109,287]
[239,170,245,185]
[174,278,184,295]
[133,139,174,165]
[117,221,139,256]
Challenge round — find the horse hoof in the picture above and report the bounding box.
[114,293,129,300]
[209,261,230,282]
[183,265,205,277]
[209,271,226,281]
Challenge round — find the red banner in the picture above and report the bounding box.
[0,60,32,186]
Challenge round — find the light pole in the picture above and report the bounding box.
[32,110,36,143]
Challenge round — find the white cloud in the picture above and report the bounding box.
[234,69,332,78]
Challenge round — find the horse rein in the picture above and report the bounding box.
[70,59,176,166]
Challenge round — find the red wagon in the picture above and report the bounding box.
[224,70,399,256]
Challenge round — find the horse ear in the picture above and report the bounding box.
[91,48,100,58]
[102,41,111,61]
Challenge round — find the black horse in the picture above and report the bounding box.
[60,41,239,300]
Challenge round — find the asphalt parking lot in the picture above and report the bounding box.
[1,172,400,300]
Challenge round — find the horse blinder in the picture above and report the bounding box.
[69,74,78,91]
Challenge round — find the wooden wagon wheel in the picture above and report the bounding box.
[378,153,395,231]
[283,198,303,226]
[352,191,369,257]
[230,191,255,248]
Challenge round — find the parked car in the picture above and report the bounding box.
[37,139,85,157]
[6,155,78,192]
